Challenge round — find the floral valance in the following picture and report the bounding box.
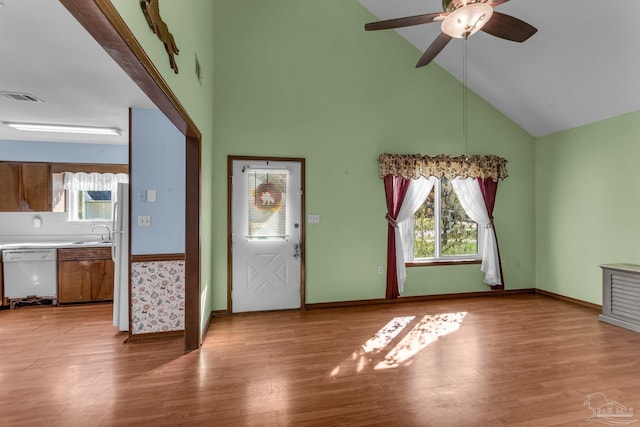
[378,153,508,181]
[63,172,129,191]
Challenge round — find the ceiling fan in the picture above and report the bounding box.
[364,0,537,68]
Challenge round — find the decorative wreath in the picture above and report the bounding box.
[253,183,283,212]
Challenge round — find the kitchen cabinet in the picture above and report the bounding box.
[0,162,50,212]
[58,247,114,304]
[0,163,20,210]
[0,161,127,213]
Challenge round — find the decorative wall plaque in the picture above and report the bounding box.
[141,0,180,73]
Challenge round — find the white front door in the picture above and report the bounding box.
[231,159,303,313]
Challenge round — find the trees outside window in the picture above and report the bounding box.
[413,177,479,260]
[68,190,113,221]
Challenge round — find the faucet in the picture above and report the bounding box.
[91,224,112,241]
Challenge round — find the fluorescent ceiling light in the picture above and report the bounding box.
[3,122,121,136]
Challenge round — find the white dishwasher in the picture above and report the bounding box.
[2,248,57,305]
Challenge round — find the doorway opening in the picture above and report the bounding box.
[62,0,202,350]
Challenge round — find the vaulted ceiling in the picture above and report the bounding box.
[2,1,638,144]
[358,0,640,137]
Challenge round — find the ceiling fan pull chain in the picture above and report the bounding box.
[464,40,469,155]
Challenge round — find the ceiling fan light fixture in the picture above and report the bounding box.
[441,3,493,39]
[3,122,122,136]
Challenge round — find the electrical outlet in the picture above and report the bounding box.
[138,215,151,227]
[378,266,384,275]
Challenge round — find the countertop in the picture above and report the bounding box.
[0,241,113,251]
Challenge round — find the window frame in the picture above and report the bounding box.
[50,163,128,221]
[246,168,290,241]
[66,189,115,223]
[409,177,483,267]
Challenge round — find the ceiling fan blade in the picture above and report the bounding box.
[416,33,452,68]
[365,13,441,31]
[481,12,537,42]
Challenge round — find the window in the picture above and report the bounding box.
[67,190,113,221]
[413,177,481,261]
[247,169,288,239]
[52,171,127,222]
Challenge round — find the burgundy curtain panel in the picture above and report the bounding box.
[477,178,505,290]
[383,175,411,299]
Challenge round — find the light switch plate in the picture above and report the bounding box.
[147,189,157,202]
[308,214,320,223]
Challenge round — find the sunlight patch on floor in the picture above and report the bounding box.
[361,316,415,353]
[330,312,467,377]
[375,312,467,370]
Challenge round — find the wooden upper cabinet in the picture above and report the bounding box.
[21,163,51,211]
[0,162,50,212]
[0,163,22,211]
[0,161,127,212]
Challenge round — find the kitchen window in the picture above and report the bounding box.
[67,190,113,221]
[52,171,127,222]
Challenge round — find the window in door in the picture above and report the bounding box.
[247,169,288,239]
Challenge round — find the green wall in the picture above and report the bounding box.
[110,0,215,334]
[98,0,640,318]
[535,110,640,304]
[212,0,535,308]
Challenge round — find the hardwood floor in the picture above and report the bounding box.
[2,295,640,426]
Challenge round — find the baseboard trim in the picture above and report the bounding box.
[535,289,601,311]
[304,288,536,310]
[207,288,599,316]
[126,330,184,342]
[211,309,230,318]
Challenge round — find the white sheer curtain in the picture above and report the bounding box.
[450,177,502,286]
[394,176,437,293]
[63,172,128,191]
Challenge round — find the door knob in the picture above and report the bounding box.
[293,243,300,260]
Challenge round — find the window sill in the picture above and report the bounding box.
[406,259,482,268]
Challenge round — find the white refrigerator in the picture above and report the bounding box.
[112,182,129,332]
